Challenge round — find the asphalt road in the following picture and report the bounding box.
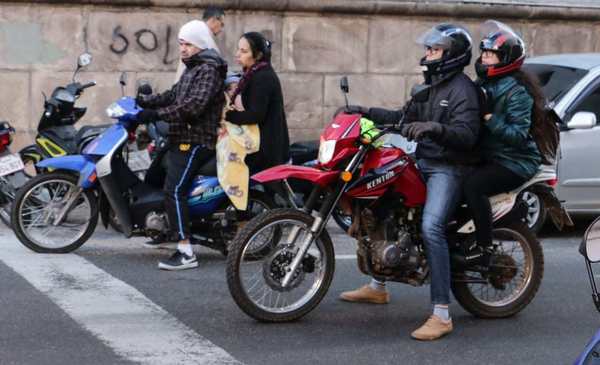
[0,218,598,365]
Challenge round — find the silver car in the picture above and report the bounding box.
[525,53,600,218]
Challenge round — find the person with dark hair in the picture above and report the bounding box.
[137,20,227,270]
[202,6,225,36]
[224,31,290,173]
[462,20,544,263]
[338,23,481,341]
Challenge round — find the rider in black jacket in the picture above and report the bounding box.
[339,24,481,341]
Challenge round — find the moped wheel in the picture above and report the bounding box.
[227,208,335,322]
[520,189,547,234]
[0,176,15,227]
[452,221,543,318]
[11,172,98,253]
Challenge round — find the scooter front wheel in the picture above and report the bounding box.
[11,172,98,253]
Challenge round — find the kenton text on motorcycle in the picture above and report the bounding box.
[226,76,572,322]
[10,89,276,255]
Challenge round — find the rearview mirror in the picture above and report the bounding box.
[119,72,128,87]
[340,76,349,94]
[568,111,596,130]
[410,84,430,103]
[581,217,600,263]
[136,81,153,96]
[77,53,92,68]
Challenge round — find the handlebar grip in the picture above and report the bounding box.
[44,104,54,117]
[81,81,96,90]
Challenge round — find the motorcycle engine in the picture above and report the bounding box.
[145,211,168,236]
[370,230,420,275]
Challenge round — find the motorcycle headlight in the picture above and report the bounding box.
[106,102,126,118]
[318,139,336,164]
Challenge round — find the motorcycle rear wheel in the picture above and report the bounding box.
[451,221,543,318]
[11,172,98,253]
[227,208,335,322]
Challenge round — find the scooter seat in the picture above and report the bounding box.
[197,156,217,176]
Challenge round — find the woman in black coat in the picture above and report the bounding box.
[225,32,290,173]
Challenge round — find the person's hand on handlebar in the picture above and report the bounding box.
[401,121,443,141]
[137,109,159,124]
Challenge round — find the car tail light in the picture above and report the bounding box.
[546,178,558,187]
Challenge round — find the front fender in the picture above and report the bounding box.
[37,155,97,189]
[252,165,339,187]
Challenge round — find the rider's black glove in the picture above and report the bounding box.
[480,87,495,116]
[404,121,443,141]
[137,109,159,124]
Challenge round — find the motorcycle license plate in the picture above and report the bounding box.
[127,149,151,172]
[0,153,24,177]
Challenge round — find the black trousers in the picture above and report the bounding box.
[164,144,213,241]
[463,162,528,247]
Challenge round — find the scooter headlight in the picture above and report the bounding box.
[106,102,126,118]
[318,139,336,164]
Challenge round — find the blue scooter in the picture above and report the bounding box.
[576,217,600,364]
[10,95,276,255]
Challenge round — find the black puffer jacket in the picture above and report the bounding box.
[369,72,481,165]
[225,65,290,172]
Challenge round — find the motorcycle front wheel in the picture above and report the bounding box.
[11,172,98,253]
[227,208,335,322]
[452,221,543,318]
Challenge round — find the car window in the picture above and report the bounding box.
[523,64,588,103]
[567,82,600,125]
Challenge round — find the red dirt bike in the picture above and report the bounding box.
[226,77,570,322]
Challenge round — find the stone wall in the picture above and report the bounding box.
[2,0,600,149]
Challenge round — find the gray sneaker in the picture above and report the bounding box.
[158,251,198,270]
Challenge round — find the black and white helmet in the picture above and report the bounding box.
[417,23,473,76]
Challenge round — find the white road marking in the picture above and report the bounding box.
[335,254,357,260]
[0,239,241,365]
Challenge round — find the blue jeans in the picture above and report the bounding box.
[417,158,471,305]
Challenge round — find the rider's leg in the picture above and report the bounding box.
[463,162,528,248]
[159,145,212,270]
[411,159,468,340]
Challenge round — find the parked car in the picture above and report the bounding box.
[525,53,600,221]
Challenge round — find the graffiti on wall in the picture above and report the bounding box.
[109,25,177,65]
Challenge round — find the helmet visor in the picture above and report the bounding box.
[416,25,472,50]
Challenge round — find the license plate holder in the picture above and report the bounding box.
[0,153,25,177]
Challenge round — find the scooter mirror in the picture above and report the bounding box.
[136,81,153,96]
[340,76,349,93]
[77,53,92,68]
[582,217,600,263]
[119,72,128,87]
[410,84,430,103]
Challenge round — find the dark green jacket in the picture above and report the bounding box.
[480,76,541,179]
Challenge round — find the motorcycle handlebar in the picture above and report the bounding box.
[44,103,54,118]
[80,81,96,90]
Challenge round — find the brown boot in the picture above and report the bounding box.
[411,315,453,341]
[339,285,390,304]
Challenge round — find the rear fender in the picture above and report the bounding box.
[252,165,339,187]
[37,155,97,189]
[528,183,574,230]
[18,144,43,163]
